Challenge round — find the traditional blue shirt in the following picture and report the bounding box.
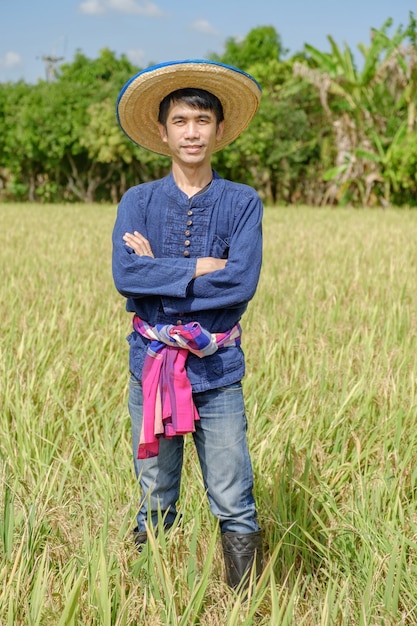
[112,170,263,393]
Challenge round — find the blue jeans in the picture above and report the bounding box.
[128,375,260,534]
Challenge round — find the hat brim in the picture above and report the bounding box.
[116,59,262,156]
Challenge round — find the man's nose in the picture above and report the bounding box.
[184,122,199,137]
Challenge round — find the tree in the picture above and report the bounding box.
[1,81,45,201]
[210,26,286,70]
[293,16,417,206]
[0,49,143,202]
[212,28,326,205]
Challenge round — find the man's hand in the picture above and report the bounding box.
[123,231,154,258]
[122,233,225,277]
[194,257,227,278]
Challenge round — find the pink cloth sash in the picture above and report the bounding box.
[133,315,242,458]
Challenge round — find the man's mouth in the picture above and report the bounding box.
[182,144,203,152]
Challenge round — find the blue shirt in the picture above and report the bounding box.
[112,170,263,393]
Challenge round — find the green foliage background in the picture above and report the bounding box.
[1,16,417,207]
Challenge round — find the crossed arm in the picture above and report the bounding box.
[122,230,227,278]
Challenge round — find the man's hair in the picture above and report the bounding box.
[158,88,224,127]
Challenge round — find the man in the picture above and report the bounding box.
[112,59,263,590]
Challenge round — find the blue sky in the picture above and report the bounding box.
[0,0,412,83]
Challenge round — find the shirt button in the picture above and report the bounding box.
[184,230,191,236]
[176,319,182,326]
[184,240,191,247]
[187,210,193,216]
[186,219,193,226]
[183,250,190,257]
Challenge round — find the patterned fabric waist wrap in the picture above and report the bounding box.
[132,314,242,459]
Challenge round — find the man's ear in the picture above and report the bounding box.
[216,120,225,141]
[158,123,168,143]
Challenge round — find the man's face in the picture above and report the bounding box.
[158,102,224,164]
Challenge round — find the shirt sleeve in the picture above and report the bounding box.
[112,187,197,299]
[161,192,263,314]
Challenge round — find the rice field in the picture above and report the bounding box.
[1,202,417,625]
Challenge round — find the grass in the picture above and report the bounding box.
[1,202,417,625]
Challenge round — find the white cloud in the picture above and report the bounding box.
[79,0,166,16]
[127,48,146,66]
[79,0,105,14]
[0,51,21,68]
[190,19,220,36]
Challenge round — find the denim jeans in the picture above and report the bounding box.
[128,375,260,534]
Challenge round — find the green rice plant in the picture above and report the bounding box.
[1,203,417,624]
[1,482,15,560]
[56,565,84,626]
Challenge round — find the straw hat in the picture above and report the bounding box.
[116,59,262,156]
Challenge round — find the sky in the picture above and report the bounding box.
[0,0,413,83]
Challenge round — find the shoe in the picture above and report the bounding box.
[221,530,263,590]
[132,527,148,551]
[132,522,175,552]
